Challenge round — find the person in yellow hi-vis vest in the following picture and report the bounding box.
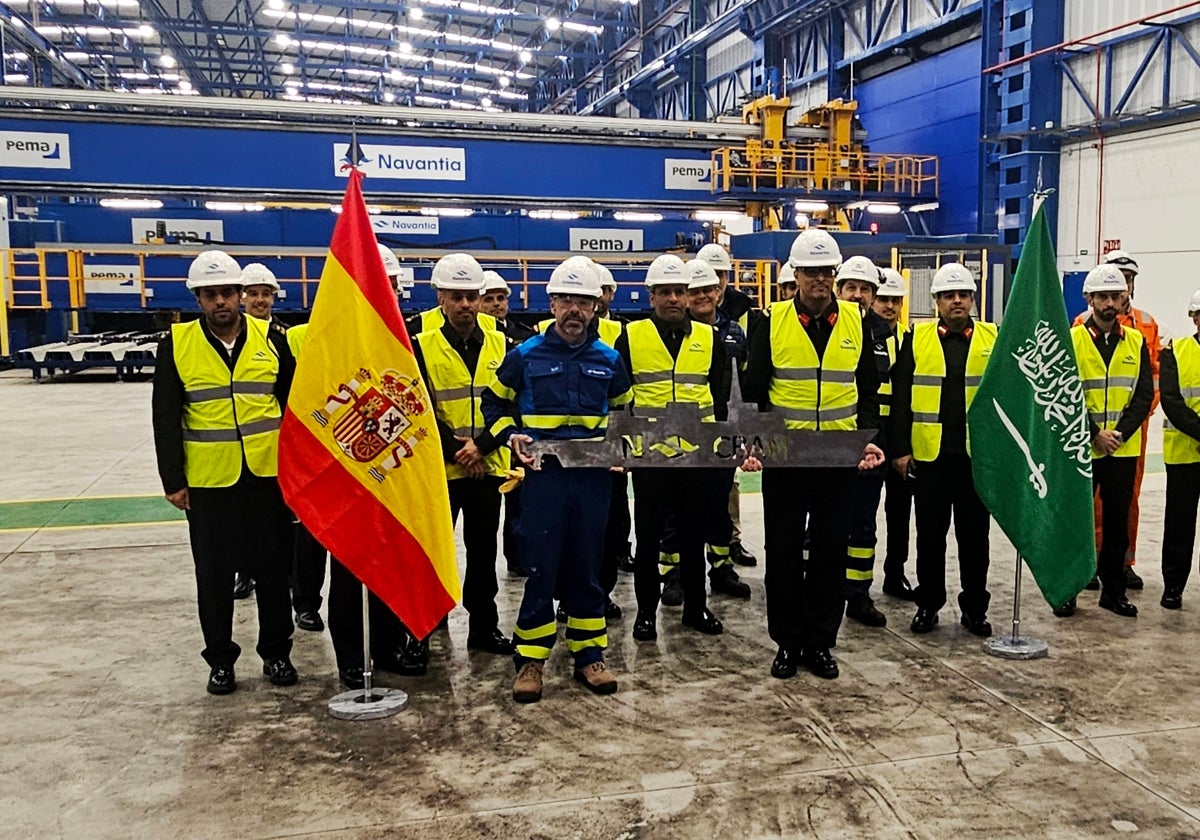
[742,229,884,682]
[1160,288,1200,610]
[412,253,516,658]
[152,250,298,696]
[874,268,915,602]
[408,251,498,336]
[890,263,997,638]
[1059,264,1154,618]
[614,254,728,643]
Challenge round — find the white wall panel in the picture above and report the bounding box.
[787,81,829,113]
[1057,123,1200,340]
[1064,0,1191,41]
[707,31,753,76]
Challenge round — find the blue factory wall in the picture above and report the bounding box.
[853,39,983,236]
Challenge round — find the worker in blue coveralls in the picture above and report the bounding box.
[481,256,632,704]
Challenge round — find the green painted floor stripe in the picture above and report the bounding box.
[0,495,184,531]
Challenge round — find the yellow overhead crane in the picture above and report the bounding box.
[712,95,939,232]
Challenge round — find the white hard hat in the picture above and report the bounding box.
[1103,249,1139,276]
[186,250,242,290]
[546,256,603,298]
[240,263,279,291]
[685,258,720,290]
[877,268,907,298]
[481,270,509,294]
[1083,263,1128,294]
[1188,288,1200,315]
[644,254,689,288]
[592,261,617,290]
[788,228,842,268]
[836,255,881,287]
[432,252,485,291]
[929,262,977,296]
[376,243,401,278]
[696,243,733,272]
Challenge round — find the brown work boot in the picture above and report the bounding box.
[573,660,618,695]
[512,662,544,704]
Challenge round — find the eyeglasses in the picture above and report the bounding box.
[552,295,595,310]
[798,266,834,279]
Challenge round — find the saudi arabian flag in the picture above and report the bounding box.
[968,200,1096,609]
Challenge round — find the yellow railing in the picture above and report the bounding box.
[711,146,939,198]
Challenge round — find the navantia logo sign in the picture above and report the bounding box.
[0,131,71,170]
[334,143,466,181]
[371,215,440,236]
[664,158,711,190]
[569,227,644,253]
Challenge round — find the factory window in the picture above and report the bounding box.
[1008,74,1024,93]
[1008,43,1025,61]
[1007,105,1024,123]
[1009,11,1026,31]
[1005,168,1023,185]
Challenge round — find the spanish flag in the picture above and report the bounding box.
[278,169,459,639]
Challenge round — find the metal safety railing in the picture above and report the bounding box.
[710,146,939,198]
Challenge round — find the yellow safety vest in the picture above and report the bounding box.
[878,322,906,418]
[286,322,308,359]
[1164,337,1200,465]
[539,315,622,346]
[910,320,997,462]
[172,316,282,488]
[415,327,510,479]
[1072,324,1144,458]
[420,307,497,334]
[766,299,861,430]
[627,319,715,419]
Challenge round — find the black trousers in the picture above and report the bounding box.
[1163,462,1200,591]
[185,472,294,668]
[449,475,503,635]
[913,455,991,616]
[1093,456,1136,599]
[292,522,327,615]
[632,469,710,616]
[327,557,406,672]
[602,472,632,594]
[763,467,855,651]
[883,467,915,580]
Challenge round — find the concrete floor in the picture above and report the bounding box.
[3,369,1200,839]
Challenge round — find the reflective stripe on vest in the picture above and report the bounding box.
[1071,324,1144,459]
[286,322,308,360]
[416,327,510,479]
[539,316,622,346]
[1164,338,1200,464]
[878,323,906,418]
[910,320,997,462]
[172,316,282,488]
[420,307,497,334]
[766,299,861,431]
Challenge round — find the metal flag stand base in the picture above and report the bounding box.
[328,584,409,721]
[983,552,1049,660]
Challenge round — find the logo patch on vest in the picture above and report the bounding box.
[254,350,271,360]
[310,367,433,484]
[840,337,855,349]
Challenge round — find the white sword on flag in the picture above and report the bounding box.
[993,398,1049,499]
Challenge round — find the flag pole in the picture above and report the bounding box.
[984,553,1049,660]
[328,580,409,720]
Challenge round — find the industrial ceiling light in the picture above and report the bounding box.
[613,211,662,222]
[100,198,163,209]
[694,210,744,222]
[545,16,561,32]
[280,61,294,74]
[420,207,473,217]
[397,42,413,53]
[793,200,829,212]
[410,7,424,18]
[527,209,580,220]
[519,49,532,63]
[562,20,603,34]
[480,96,492,107]
[498,76,510,88]
[178,80,193,92]
[158,54,176,68]
[205,201,265,212]
[383,91,396,102]
[866,203,902,215]
[909,201,940,213]
[275,33,291,46]
[267,0,285,8]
